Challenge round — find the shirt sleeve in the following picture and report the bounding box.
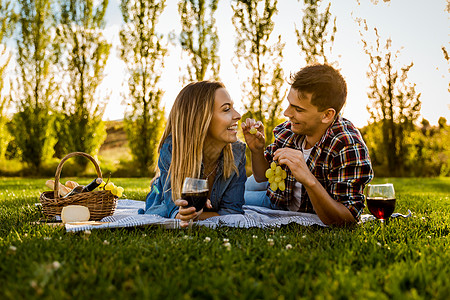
[328,143,374,220]
[144,139,180,219]
[217,146,247,215]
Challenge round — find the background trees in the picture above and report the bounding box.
[296,0,336,65]
[232,0,286,145]
[9,0,57,172]
[54,0,110,164]
[0,0,447,178]
[0,0,16,160]
[178,0,220,82]
[360,24,421,176]
[119,0,167,176]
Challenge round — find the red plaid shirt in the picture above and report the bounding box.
[264,117,374,220]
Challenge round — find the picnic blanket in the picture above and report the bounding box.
[64,199,411,232]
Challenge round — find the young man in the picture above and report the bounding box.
[242,64,374,226]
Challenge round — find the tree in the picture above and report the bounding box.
[54,0,110,163]
[10,0,57,171]
[232,0,287,145]
[360,24,421,176]
[296,0,336,65]
[119,0,167,175]
[178,0,220,82]
[0,0,16,159]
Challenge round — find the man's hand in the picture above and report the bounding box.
[175,199,213,228]
[273,147,356,226]
[241,118,265,153]
[273,148,315,187]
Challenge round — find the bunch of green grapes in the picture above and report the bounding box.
[99,181,124,197]
[265,161,287,191]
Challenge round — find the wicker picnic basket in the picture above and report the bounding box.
[39,152,117,221]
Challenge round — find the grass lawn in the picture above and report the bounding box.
[1,177,449,299]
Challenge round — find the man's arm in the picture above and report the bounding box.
[242,119,269,182]
[273,147,356,226]
[302,176,356,225]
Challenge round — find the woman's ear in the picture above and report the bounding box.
[321,108,336,124]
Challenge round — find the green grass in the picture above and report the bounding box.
[1,177,449,299]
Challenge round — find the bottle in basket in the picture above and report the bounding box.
[81,178,103,192]
[63,185,84,198]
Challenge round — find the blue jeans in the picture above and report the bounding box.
[244,175,282,210]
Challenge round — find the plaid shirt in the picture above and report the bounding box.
[264,117,374,220]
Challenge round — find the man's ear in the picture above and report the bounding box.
[321,108,336,124]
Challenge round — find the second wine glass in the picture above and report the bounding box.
[365,183,396,223]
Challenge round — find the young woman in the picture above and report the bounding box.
[139,81,247,226]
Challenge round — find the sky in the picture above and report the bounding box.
[74,0,450,127]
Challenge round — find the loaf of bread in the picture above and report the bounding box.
[65,180,79,189]
[45,180,71,196]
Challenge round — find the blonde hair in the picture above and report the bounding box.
[158,81,237,202]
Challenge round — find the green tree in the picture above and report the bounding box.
[54,0,110,163]
[178,0,220,82]
[10,0,57,171]
[296,0,336,65]
[232,0,287,145]
[119,0,167,175]
[0,0,16,160]
[361,25,421,176]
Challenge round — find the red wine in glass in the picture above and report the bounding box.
[367,197,396,220]
[365,183,396,223]
[181,189,208,212]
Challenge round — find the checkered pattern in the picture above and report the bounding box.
[264,117,374,220]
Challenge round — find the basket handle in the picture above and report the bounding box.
[53,152,103,198]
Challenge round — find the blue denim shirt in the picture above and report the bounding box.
[139,136,247,218]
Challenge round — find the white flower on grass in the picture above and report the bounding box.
[281,235,286,239]
[103,240,110,245]
[223,238,229,243]
[377,242,382,247]
[223,242,231,250]
[9,245,17,252]
[285,244,293,250]
[252,235,258,239]
[427,236,431,239]
[52,261,61,270]
[267,238,274,246]
[302,235,306,239]
[24,233,28,238]
[183,235,189,239]
[421,217,426,221]
[204,237,211,242]
[82,230,91,240]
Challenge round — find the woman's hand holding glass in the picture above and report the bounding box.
[175,177,211,228]
[175,199,212,227]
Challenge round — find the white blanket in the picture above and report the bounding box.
[64,199,410,232]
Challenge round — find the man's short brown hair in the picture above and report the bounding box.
[289,64,347,114]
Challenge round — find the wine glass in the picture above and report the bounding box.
[181,177,209,227]
[365,183,396,223]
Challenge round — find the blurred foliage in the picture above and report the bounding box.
[10,0,58,172]
[119,0,167,176]
[178,0,220,82]
[0,0,16,159]
[360,23,421,176]
[296,0,337,65]
[53,0,110,165]
[232,0,287,146]
[361,118,450,177]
